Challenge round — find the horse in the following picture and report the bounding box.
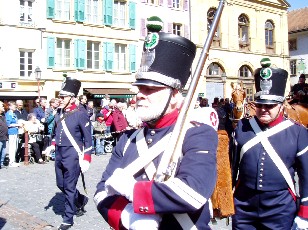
[230,82,246,127]
[230,83,308,128]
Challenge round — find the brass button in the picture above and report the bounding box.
[144,207,149,212]
[150,130,155,136]
[139,207,144,212]
[147,138,153,144]
[142,174,147,179]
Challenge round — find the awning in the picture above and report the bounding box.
[0,91,42,100]
[84,88,136,99]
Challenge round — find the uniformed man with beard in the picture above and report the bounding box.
[50,77,92,230]
[94,19,218,230]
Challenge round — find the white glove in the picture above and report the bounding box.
[121,203,161,230]
[105,168,136,201]
[293,216,308,230]
[80,160,90,173]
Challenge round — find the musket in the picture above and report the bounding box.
[155,0,226,182]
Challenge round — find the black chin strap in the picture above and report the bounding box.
[62,96,72,111]
[147,88,173,126]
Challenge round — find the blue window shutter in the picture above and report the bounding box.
[74,0,78,21]
[74,39,79,68]
[104,0,113,26]
[106,42,114,71]
[103,42,107,70]
[47,0,55,19]
[129,2,136,29]
[75,0,85,22]
[129,44,136,72]
[79,39,86,69]
[47,37,55,68]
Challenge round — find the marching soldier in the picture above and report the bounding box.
[94,21,218,229]
[231,58,308,229]
[51,77,92,230]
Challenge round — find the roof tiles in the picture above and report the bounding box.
[288,7,308,33]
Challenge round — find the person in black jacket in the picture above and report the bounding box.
[0,101,8,168]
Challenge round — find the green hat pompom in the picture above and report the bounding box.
[260,58,271,68]
[146,16,163,33]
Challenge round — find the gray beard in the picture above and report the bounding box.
[136,102,166,122]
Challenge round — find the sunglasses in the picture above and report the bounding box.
[254,103,278,109]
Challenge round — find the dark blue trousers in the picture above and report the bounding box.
[55,146,85,224]
[232,185,296,230]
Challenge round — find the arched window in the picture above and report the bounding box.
[238,14,249,49]
[207,62,223,76]
[207,8,220,47]
[239,65,252,78]
[265,20,274,47]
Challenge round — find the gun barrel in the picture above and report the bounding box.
[155,0,226,182]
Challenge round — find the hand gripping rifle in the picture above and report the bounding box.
[155,0,226,182]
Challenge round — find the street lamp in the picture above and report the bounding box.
[35,67,42,98]
[221,72,227,98]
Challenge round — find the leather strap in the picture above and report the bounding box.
[249,117,296,195]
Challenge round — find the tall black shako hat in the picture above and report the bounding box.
[133,16,196,89]
[59,74,81,97]
[254,58,288,104]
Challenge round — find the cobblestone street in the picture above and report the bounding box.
[0,154,231,230]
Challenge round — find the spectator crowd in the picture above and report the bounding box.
[0,94,143,168]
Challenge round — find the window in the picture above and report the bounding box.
[55,0,70,21]
[56,38,71,67]
[289,39,297,51]
[238,14,249,47]
[207,63,223,76]
[245,87,253,101]
[207,8,220,47]
[85,0,99,24]
[146,0,158,4]
[20,51,33,77]
[290,60,297,75]
[239,65,252,78]
[173,23,182,36]
[87,41,100,69]
[265,20,274,47]
[114,0,126,27]
[173,0,180,8]
[20,0,33,23]
[114,44,126,71]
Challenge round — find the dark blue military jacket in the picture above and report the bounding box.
[232,117,308,218]
[53,107,92,157]
[95,122,218,230]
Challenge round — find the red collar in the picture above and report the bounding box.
[267,113,284,127]
[65,103,77,112]
[147,109,179,129]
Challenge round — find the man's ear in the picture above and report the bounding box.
[170,89,183,109]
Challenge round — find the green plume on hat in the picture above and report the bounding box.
[260,58,271,68]
[146,16,163,33]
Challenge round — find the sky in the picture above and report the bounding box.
[287,0,308,11]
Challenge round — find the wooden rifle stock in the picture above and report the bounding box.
[155,0,226,182]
